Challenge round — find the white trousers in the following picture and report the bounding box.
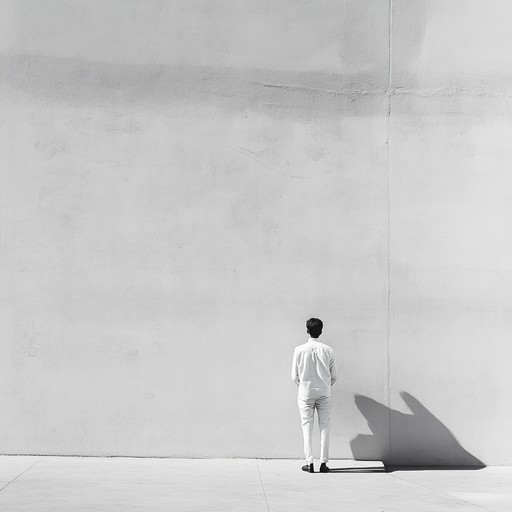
[297,396,331,464]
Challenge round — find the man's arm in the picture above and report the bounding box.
[330,352,337,385]
[291,348,300,386]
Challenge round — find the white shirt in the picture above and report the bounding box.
[292,338,337,399]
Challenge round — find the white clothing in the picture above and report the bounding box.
[298,396,331,463]
[291,338,337,400]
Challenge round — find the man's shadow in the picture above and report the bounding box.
[344,392,485,471]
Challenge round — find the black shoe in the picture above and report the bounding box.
[302,463,314,473]
[319,463,330,473]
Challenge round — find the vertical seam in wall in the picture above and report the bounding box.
[386,0,393,464]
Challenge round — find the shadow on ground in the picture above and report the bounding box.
[327,466,386,473]
[350,391,485,470]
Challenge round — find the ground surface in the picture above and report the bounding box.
[0,456,510,511]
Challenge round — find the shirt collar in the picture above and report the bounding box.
[308,337,320,342]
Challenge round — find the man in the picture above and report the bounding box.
[291,318,337,473]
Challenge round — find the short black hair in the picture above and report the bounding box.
[306,318,323,338]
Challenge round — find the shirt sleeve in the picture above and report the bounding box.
[330,352,337,385]
[291,348,300,386]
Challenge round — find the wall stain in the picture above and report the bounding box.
[0,54,387,120]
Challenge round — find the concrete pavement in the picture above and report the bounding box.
[0,456,510,511]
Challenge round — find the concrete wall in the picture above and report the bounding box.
[0,1,510,465]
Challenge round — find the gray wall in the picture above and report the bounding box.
[1,0,511,465]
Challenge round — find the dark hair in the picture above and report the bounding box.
[306,318,323,338]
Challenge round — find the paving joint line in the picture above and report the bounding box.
[0,458,43,494]
[387,472,494,512]
[256,460,271,512]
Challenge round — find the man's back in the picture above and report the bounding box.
[292,338,337,399]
